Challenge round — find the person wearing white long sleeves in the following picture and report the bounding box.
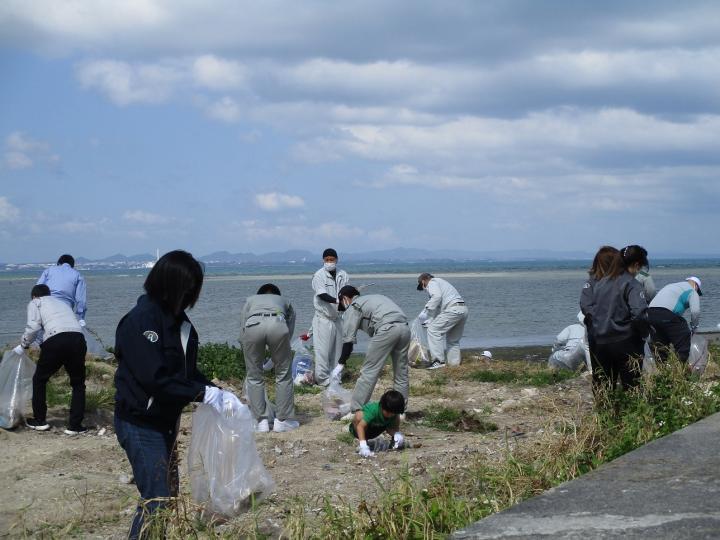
[310,248,349,385]
[548,312,591,372]
[416,273,468,369]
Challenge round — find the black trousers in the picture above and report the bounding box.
[648,307,691,362]
[592,335,644,392]
[33,332,87,427]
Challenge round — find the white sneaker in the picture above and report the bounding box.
[428,361,446,370]
[255,419,269,433]
[273,418,300,432]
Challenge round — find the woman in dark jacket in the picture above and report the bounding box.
[584,245,650,392]
[114,250,240,539]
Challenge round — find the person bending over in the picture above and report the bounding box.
[349,389,406,458]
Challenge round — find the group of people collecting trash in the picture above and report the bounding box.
[2,244,705,537]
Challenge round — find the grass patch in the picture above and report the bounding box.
[86,388,115,410]
[336,432,356,446]
[294,384,323,395]
[413,407,498,433]
[197,343,245,382]
[462,362,576,386]
[287,349,720,537]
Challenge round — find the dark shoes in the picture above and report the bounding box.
[26,418,51,431]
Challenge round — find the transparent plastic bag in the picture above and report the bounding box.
[688,335,709,376]
[409,318,430,367]
[547,342,585,371]
[291,337,314,385]
[187,404,274,517]
[82,327,114,361]
[321,378,352,420]
[0,350,36,429]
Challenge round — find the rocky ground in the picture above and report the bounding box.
[0,346,593,538]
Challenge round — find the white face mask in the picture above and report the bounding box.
[324,262,336,272]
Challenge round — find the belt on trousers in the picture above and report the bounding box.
[250,313,283,318]
[447,302,465,308]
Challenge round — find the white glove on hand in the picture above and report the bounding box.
[222,390,244,414]
[393,432,405,449]
[331,364,344,380]
[203,386,224,413]
[417,310,428,323]
[78,319,86,327]
[262,359,274,371]
[358,440,375,458]
[13,345,24,355]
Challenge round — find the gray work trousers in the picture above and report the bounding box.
[312,314,342,386]
[241,318,295,422]
[427,305,468,366]
[351,322,410,412]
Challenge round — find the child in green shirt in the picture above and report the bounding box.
[349,389,405,457]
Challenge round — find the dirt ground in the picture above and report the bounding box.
[0,349,593,538]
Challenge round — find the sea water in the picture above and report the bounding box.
[1,260,718,351]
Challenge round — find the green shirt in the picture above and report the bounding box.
[349,401,397,436]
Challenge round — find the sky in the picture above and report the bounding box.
[1,1,720,263]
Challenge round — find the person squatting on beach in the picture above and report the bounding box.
[547,311,591,372]
[647,276,703,363]
[416,273,468,369]
[19,284,88,434]
[113,250,243,539]
[334,286,410,413]
[240,283,300,433]
[37,254,88,327]
[349,389,406,458]
[309,248,349,386]
[581,245,650,392]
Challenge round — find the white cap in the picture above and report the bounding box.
[481,350,493,359]
[687,276,703,296]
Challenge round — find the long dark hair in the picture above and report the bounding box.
[589,246,619,280]
[607,245,649,279]
[144,250,204,316]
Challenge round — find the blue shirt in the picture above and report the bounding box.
[37,263,87,319]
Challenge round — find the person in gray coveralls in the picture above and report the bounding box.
[240,283,299,433]
[331,285,410,412]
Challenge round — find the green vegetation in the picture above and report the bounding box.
[461,362,576,386]
[409,373,449,397]
[336,432,356,446]
[413,406,498,433]
[286,348,720,538]
[197,343,246,382]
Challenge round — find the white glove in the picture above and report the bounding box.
[393,432,405,449]
[358,440,375,458]
[222,390,244,414]
[262,359,274,371]
[203,386,223,413]
[78,319,86,327]
[13,345,24,355]
[417,310,428,323]
[331,364,344,380]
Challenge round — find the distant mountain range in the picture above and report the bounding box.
[4,247,719,268]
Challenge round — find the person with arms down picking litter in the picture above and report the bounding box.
[240,283,299,433]
[18,284,88,434]
[547,312,591,372]
[416,273,468,369]
[309,248,349,386]
[113,250,243,540]
[332,286,410,413]
[648,276,703,363]
[37,254,88,327]
[349,389,406,457]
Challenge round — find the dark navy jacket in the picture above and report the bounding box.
[114,295,212,430]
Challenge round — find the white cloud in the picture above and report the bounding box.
[77,59,182,105]
[254,192,305,211]
[235,220,394,246]
[123,210,171,224]
[0,196,20,222]
[3,132,56,169]
[192,55,246,90]
[4,151,33,169]
[205,96,242,122]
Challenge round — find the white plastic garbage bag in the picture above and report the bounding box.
[82,327,114,361]
[187,403,274,517]
[688,335,709,376]
[547,342,585,371]
[291,337,314,386]
[409,318,430,368]
[0,349,36,429]
[321,378,352,420]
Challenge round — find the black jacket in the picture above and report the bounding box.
[586,272,649,345]
[114,295,212,430]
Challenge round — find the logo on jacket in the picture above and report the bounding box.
[143,330,159,343]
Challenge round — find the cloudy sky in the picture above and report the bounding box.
[1,1,719,262]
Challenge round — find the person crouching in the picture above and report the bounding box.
[349,389,406,457]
